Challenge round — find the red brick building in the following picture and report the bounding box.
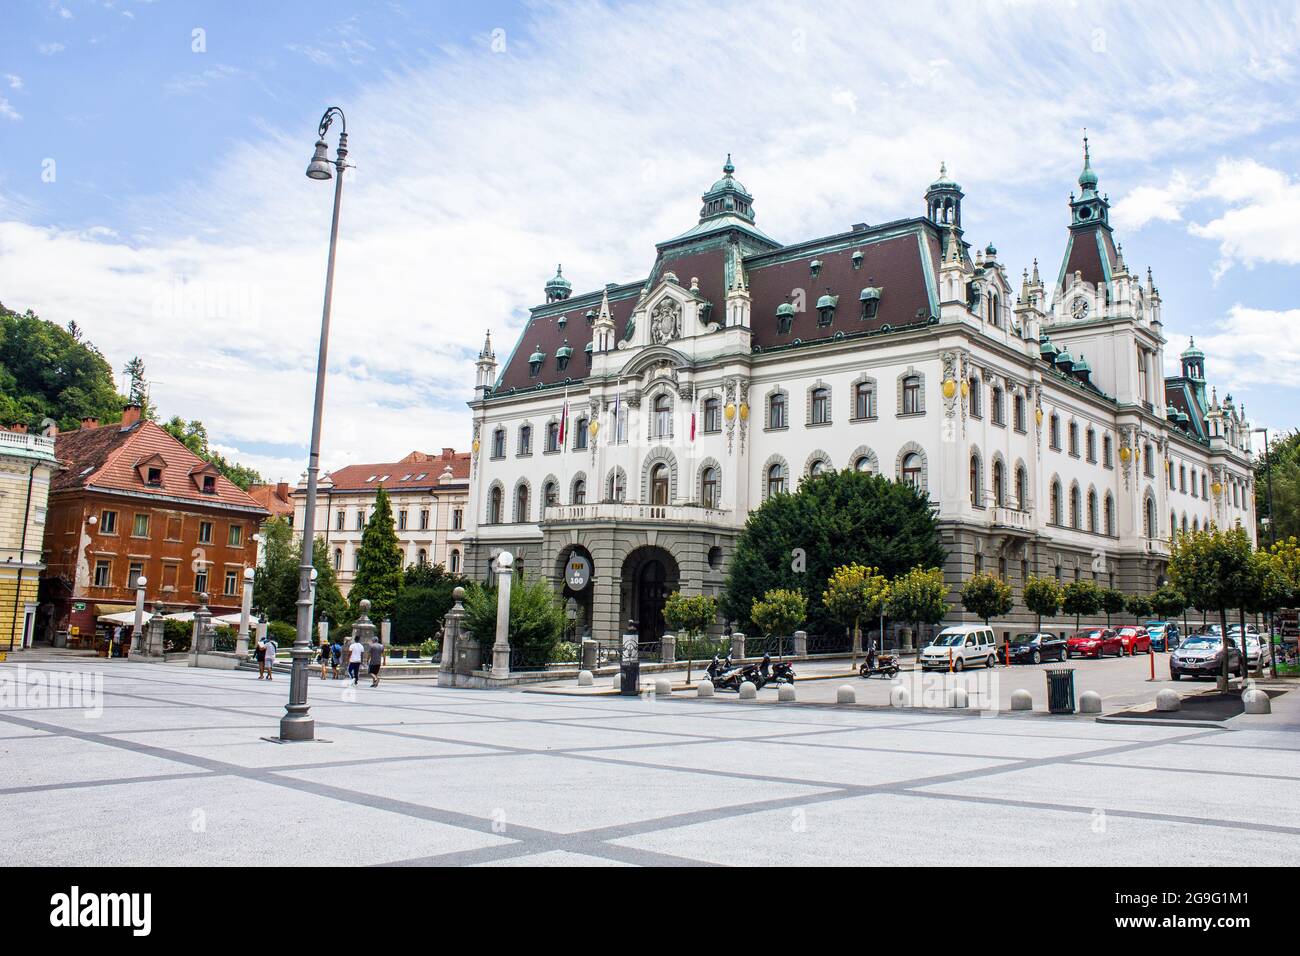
[38,405,268,643]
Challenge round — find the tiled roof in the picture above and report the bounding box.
[1165,380,1207,440]
[52,420,268,513]
[320,448,470,493]
[496,285,641,392]
[246,483,295,518]
[1058,224,1117,291]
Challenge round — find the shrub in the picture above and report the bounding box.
[463,572,565,666]
[418,638,440,658]
[163,619,191,652]
[551,641,579,664]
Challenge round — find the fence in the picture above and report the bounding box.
[745,635,794,657]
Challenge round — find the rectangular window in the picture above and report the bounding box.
[518,425,532,456]
[703,400,722,433]
[132,513,150,537]
[991,388,1005,426]
[198,521,213,544]
[195,568,208,594]
[166,516,183,540]
[227,524,242,547]
[854,383,875,420]
[968,379,982,419]
[100,510,118,534]
[146,467,162,485]
[1103,436,1113,468]
[1013,395,1026,433]
[93,560,111,588]
[224,569,238,595]
[452,508,463,530]
[491,429,505,459]
[162,562,178,590]
[128,561,145,589]
[398,509,408,531]
[336,510,345,531]
[356,510,364,530]
[419,509,429,530]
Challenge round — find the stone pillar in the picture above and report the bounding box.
[491,551,514,678]
[145,602,167,658]
[731,631,746,661]
[439,587,473,685]
[381,618,392,644]
[129,576,149,659]
[351,599,376,646]
[317,618,330,646]
[189,593,213,665]
[660,632,676,664]
[236,568,255,659]
[792,630,808,657]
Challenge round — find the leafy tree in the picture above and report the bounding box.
[664,591,719,681]
[403,561,449,589]
[1150,584,1186,623]
[0,305,123,429]
[721,469,943,635]
[122,355,157,419]
[463,570,565,666]
[960,572,1012,625]
[1061,579,1102,631]
[1254,430,1300,542]
[1125,593,1153,620]
[823,564,889,660]
[348,486,404,623]
[750,588,808,644]
[885,566,949,648]
[1267,537,1300,606]
[1099,587,1127,627]
[1169,527,1253,687]
[253,516,297,622]
[392,563,468,645]
[1023,575,1062,633]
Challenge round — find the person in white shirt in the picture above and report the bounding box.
[347,637,364,684]
[258,636,278,681]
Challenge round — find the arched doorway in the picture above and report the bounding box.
[556,545,595,638]
[620,546,680,644]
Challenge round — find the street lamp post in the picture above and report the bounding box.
[280,106,349,742]
[129,574,147,659]
[1252,426,1278,672]
[237,567,256,659]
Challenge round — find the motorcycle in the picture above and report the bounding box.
[754,652,796,688]
[859,652,900,678]
[707,653,751,691]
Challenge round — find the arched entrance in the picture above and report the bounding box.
[556,545,595,638]
[620,546,679,644]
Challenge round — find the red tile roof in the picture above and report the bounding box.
[52,420,268,513]
[1058,224,1117,290]
[321,448,470,493]
[246,482,295,518]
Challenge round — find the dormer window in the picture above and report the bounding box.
[852,249,864,270]
[859,287,881,321]
[189,461,221,494]
[202,475,216,494]
[528,345,545,377]
[555,341,572,374]
[809,259,822,278]
[147,468,163,486]
[134,452,167,488]
[776,301,795,335]
[816,292,837,327]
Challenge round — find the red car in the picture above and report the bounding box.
[1115,626,1152,655]
[1065,628,1120,659]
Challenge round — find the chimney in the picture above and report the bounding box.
[80,417,99,430]
[120,403,143,428]
[442,447,456,459]
[275,481,289,502]
[7,423,28,434]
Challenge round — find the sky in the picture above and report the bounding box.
[1,0,1298,483]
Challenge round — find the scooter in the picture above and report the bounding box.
[754,652,796,688]
[859,652,900,678]
[707,653,751,691]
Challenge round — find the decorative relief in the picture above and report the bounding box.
[650,297,681,345]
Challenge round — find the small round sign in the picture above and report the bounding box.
[565,553,591,590]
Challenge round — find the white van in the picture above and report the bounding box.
[919,624,998,671]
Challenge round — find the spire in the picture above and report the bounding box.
[544,264,572,303]
[926,162,964,229]
[478,330,494,361]
[1078,129,1098,193]
[698,154,755,225]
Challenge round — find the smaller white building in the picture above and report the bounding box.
[292,448,470,596]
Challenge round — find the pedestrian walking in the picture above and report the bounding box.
[258,634,278,680]
[347,635,364,684]
[111,625,123,659]
[318,640,330,679]
[255,634,267,679]
[368,635,384,687]
[331,639,342,679]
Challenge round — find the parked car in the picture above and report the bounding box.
[999,631,1068,665]
[1144,620,1180,651]
[1115,625,1152,655]
[1066,628,1121,659]
[1169,635,1243,680]
[919,624,999,671]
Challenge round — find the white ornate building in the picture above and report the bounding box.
[462,146,1255,641]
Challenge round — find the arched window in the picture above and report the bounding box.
[1050,480,1062,525]
[653,393,672,438]
[1144,496,1157,539]
[1105,494,1115,535]
[702,397,721,433]
[1102,434,1113,467]
[901,453,923,489]
[1170,510,1177,540]
[514,483,530,523]
[701,466,719,509]
[572,478,586,504]
[449,549,460,574]
[808,457,828,477]
[1086,427,1097,462]
[768,392,787,429]
[607,469,626,502]
[417,548,427,566]
[901,375,922,415]
[992,459,1005,507]
[855,454,874,473]
[810,387,831,425]
[1069,483,1081,529]
[650,463,670,505]
[488,485,503,524]
[1049,413,1061,450]
[766,462,788,498]
[1068,421,1079,456]
[854,380,876,419]
[333,548,342,572]
[969,453,983,507]
[543,480,558,510]
[575,417,588,450]
[1087,489,1098,533]
[1015,465,1028,511]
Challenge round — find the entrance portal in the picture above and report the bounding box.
[620,546,680,644]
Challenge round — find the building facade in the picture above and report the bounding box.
[39,406,268,643]
[462,147,1255,641]
[0,425,58,651]
[291,448,470,596]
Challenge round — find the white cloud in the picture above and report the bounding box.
[37,42,64,55]
[1190,159,1300,276]
[2,0,1299,474]
[1111,172,1190,230]
[4,74,22,90]
[1185,306,1300,424]
[0,96,19,121]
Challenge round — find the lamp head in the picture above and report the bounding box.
[306,139,333,180]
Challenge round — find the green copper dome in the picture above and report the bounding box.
[1181,336,1204,360]
[544,264,572,301]
[776,301,796,317]
[928,162,962,192]
[1078,135,1098,191]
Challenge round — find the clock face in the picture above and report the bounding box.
[1071,297,1090,320]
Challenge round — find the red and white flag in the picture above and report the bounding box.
[559,396,568,445]
[690,410,696,442]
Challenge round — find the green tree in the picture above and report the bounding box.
[960,572,1012,626]
[1267,537,1300,606]
[885,566,949,648]
[1254,430,1300,542]
[1023,575,1062,633]
[664,591,719,681]
[1100,587,1127,627]
[122,355,157,419]
[1061,579,1102,631]
[721,469,943,635]
[750,588,809,643]
[0,305,124,429]
[1150,584,1186,623]
[1125,593,1153,620]
[463,571,565,667]
[348,486,404,623]
[253,516,297,622]
[403,561,449,589]
[1169,527,1253,688]
[823,564,890,661]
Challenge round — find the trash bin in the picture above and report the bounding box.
[1046,668,1076,714]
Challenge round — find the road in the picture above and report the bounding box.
[1,658,1296,866]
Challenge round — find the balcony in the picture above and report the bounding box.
[1146,538,1171,557]
[991,506,1032,532]
[0,430,57,461]
[544,502,731,525]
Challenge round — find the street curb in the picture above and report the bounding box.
[1094,715,1230,730]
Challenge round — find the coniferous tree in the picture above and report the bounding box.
[349,486,404,623]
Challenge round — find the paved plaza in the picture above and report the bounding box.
[2,658,1298,867]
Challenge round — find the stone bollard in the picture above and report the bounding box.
[654,678,672,697]
[612,672,622,691]
[738,680,757,700]
[836,685,856,704]
[777,684,796,702]
[792,630,808,657]
[1243,688,1271,715]
[890,683,911,708]
[577,670,593,687]
[1079,690,1102,714]
[1155,689,1181,712]
[581,639,597,671]
[660,633,676,664]
[948,686,968,709]
[696,679,715,698]
[1010,689,1033,711]
[731,632,746,661]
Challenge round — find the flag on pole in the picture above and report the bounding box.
[690,410,696,442]
[558,391,568,446]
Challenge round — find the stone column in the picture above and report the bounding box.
[660,632,676,664]
[189,593,213,665]
[792,629,808,657]
[129,576,148,659]
[145,602,167,658]
[351,599,376,646]
[380,618,392,645]
[731,631,746,660]
[491,551,514,678]
[236,568,255,659]
[438,587,467,686]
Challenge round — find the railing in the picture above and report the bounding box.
[545,502,730,524]
[806,632,852,655]
[991,507,1032,531]
[746,635,794,657]
[1146,538,1170,556]
[591,639,661,665]
[0,431,56,452]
